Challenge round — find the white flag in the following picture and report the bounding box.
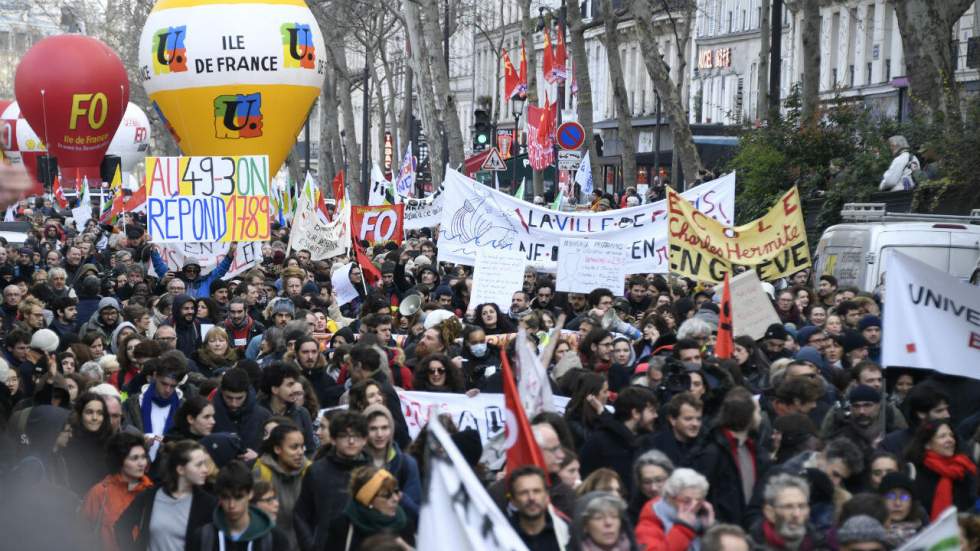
[515,328,556,417]
[882,251,980,375]
[4,205,15,222]
[895,506,959,551]
[395,141,415,197]
[330,262,360,306]
[369,164,391,206]
[288,188,350,261]
[574,149,593,195]
[417,418,529,551]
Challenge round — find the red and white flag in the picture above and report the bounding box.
[501,347,548,476]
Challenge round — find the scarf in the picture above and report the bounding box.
[343,499,406,535]
[762,520,813,551]
[140,383,179,435]
[581,532,631,551]
[652,498,702,551]
[923,450,977,520]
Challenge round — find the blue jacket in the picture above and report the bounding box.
[150,250,233,298]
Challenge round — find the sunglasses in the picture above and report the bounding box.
[884,492,911,502]
[429,367,446,375]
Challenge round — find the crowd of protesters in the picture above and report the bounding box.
[1,197,980,551]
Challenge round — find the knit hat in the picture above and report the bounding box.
[423,309,455,330]
[794,346,825,371]
[772,413,818,452]
[363,403,395,428]
[877,472,915,497]
[271,298,295,316]
[29,329,59,353]
[124,224,144,241]
[200,432,245,468]
[97,296,121,312]
[763,323,788,341]
[795,326,821,346]
[24,405,70,453]
[848,384,881,404]
[840,330,869,353]
[858,315,882,332]
[837,515,888,546]
[451,428,483,467]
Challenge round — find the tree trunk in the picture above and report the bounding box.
[404,0,445,185]
[566,0,600,195]
[519,0,543,197]
[800,0,821,123]
[600,0,637,193]
[328,40,363,202]
[893,0,971,127]
[756,0,770,122]
[318,75,340,182]
[632,0,703,187]
[372,65,387,167]
[419,0,466,171]
[285,151,303,190]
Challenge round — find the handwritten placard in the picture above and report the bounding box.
[556,238,628,294]
[469,249,527,312]
[146,155,271,243]
[149,241,262,281]
[730,270,781,340]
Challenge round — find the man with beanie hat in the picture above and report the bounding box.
[77,296,122,341]
[149,242,237,299]
[761,323,791,362]
[823,385,883,458]
[836,515,889,551]
[858,315,882,363]
[840,330,870,367]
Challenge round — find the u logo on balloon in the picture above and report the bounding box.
[214,93,263,139]
[153,26,188,74]
[281,23,315,69]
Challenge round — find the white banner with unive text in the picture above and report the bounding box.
[436,169,735,273]
[882,252,980,375]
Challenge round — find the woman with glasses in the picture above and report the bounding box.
[570,492,640,551]
[325,466,415,551]
[876,472,926,547]
[254,423,310,551]
[251,480,280,522]
[629,450,674,524]
[412,353,465,393]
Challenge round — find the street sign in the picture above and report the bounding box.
[557,149,582,171]
[557,121,586,150]
[481,147,508,171]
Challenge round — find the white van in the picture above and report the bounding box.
[813,204,980,291]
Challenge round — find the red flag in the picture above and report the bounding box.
[331,170,345,203]
[502,48,519,99]
[326,170,344,221]
[554,25,568,81]
[124,186,146,212]
[715,274,734,359]
[354,241,381,287]
[518,41,528,96]
[542,27,555,84]
[52,175,67,209]
[501,348,548,476]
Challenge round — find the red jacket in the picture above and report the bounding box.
[635,497,697,551]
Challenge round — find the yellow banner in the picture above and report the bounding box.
[667,186,810,283]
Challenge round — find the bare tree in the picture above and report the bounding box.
[756,0,770,121]
[403,0,446,184]
[600,0,637,192]
[800,0,821,122]
[419,0,465,171]
[518,0,542,196]
[632,0,703,186]
[894,0,973,127]
[566,0,599,190]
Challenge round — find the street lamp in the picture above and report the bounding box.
[511,93,526,195]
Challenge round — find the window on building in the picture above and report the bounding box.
[727,11,733,33]
[742,10,747,31]
[15,32,27,52]
[866,62,873,84]
[885,58,891,81]
[0,32,8,51]
[848,65,855,87]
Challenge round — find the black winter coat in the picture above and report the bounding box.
[292,448,369,551]
[579,413,641,494]
[913,458,978,516]
[211,388,271,452]
[114,486,217,551]
[686,428,770,528]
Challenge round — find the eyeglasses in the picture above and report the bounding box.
[337,433,365,442]
[885,492,911,502]
[377,488,402,500]
[774,503,808,512]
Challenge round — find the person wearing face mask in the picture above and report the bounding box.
[459,326,500,390]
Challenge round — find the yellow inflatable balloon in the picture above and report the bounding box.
[138,0,324,178]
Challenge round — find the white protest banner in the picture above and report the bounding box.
[369,164,392,206]
[469,248,526,312]
[395,141,415,196]
[287,189,349,261]
[395,389,569,445]
[71,205,91,229]
[895,506,959,551]
[331,262,360,306]
[417,420,529,551]
[149,241,262,280]
[556,238,628,293]
[883,252,980,374]
[146,155,271,243]
[437,169,734,273]
[730,270,781,340]
[515,328,555,417]
[402,185,443,230]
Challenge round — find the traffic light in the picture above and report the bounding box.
[472,109,492,151]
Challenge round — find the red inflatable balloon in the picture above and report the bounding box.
[14,35,129,184]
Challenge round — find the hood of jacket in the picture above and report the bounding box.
[257,452,310,478]
[110,321,136,353]
[212,505,274,542]
[173,293,196,327]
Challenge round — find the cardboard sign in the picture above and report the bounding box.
[146,155,271,243]
[556,238,628,294]
[351,204,404,246]
[149,241,262,280]
[729,270,781,340]
[667,186,810,283]
[469,249,527,312]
